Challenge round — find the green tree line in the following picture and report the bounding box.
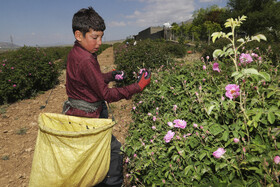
[172,0,280,44]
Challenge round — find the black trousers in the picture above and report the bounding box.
[96,102,123,187]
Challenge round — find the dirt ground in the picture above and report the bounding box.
[0,47,134,187]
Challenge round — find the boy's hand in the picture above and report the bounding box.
[137,70,151,91]
[112,70,126,81]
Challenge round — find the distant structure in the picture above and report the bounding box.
[134,19,193,41]
[134,26,164,41]
[10,35,14,47]
[163,22,172,40]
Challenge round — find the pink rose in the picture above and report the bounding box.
[233,138,239,143]
[173,119,186,129]
[203,65,206,70]
[274,156,280,164]
[125,157,130,163]
[212,62,221,72]
[213,148,226,158]
[240,53,253,64]
[164,130,175,143]
[173,105,177,111]
[115,71,124,80]
[138,68,148,77]
[225,84,240,100]
[167,122,173,127]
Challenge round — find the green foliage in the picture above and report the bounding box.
[0,44,111,104]
[0,46,60,104]
[201,38,230,60]
[226,0,280,35]
[114,39,186,85]
[122,16,280,186]
[124,55,280,187]
[245,40,280,67]
[95,44,111,56]
[43,46,72,70]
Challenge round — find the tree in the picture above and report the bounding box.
[192,5,228,41]
[226,0,280,35]
[203,21,222,45]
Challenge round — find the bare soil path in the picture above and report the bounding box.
[0,47,133,187]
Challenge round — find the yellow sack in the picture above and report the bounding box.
[29,113,115,187]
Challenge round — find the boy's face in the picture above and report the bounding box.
[75,29,103,53]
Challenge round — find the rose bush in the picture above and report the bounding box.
[0,44,111,104]
[0,46,59,104]
[114,39,188,86]
[123,16,280,186]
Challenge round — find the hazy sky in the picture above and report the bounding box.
[0,0,227,46]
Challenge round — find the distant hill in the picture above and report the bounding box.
[0,42,21,50]
[178,18,193,25]
[103,39,125,45]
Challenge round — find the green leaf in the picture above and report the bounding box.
[216,162,227,171]
[199,152,207,160]
[207,105,215,115]
[248,156,261,163]
[248,167,263,175]
[222,130,229,141]
[232,70,244,81]
[229,171,235,181]
[168,146,175,153]
[241,68,270,81]
[268,112,275,124]
[213,49,223,58]
[258,34,267,41]
[252,34,267,42]
[226,32,233,37]
[211,32,220,43]
[251,35,260,42]
[231,71,240,77]
[184,165,193,175]
[242,68,259,76]
[253,112,262,122]
[259,72,271,81]
[209,124,224,136]
[237,38,245,43]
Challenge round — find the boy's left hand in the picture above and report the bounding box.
[112,70,126,81]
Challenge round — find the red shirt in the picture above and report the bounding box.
[65,41,141,118]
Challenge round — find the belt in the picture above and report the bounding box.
[62,98,103,114]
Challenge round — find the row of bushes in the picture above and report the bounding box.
[114,39,188,85]
[0,47,62,104]
[0,44,111,104]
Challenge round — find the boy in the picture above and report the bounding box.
[63,7,151,187]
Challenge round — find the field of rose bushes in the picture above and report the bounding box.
[115,17,280,186]
[0,44,110,104]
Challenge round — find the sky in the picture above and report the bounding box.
[0,0,228,46]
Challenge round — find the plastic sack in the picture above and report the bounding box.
[29,113,115,187]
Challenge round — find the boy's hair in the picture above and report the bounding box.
[72,6,106,36]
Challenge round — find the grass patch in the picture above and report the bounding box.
[0,104,9,115]
[16,127,28,135]
[2,155,9,160]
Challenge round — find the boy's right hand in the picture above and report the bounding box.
[137,70,151,91]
